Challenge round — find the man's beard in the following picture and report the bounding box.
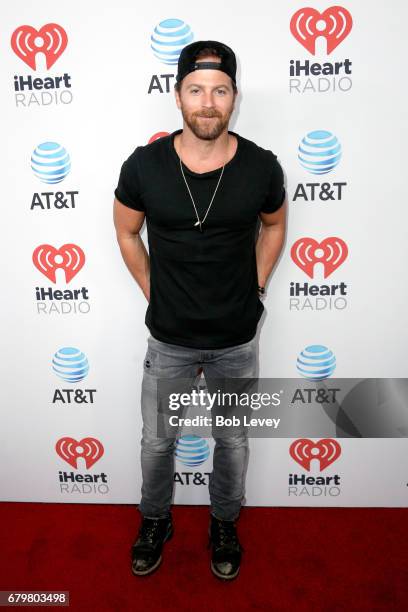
[181,106,233,141]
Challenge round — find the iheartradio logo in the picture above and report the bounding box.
[291,237,348,279]
[290,438,341,471]
[56,437,104,469]
[33,244,85,283]
[290,6,353,55]
[11,23,68,70]
[148,132,169,144]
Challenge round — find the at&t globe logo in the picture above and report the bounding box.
[298,130,341,175]
[292,129,347,204]
[30,142,79,213]
[175,435,210,467]
[151,19,193,65]
[51,348,96,406]
[296,345,336,380]
[52,347,89,382]
[148,19,194,94]
[31,142,71,184]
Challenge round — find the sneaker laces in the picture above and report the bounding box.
[139,519,162,545]
[214,520,242,552]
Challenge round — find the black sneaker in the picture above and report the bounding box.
[208,514,242,580]
[131,514,173,576]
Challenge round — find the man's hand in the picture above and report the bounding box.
[256,201,287,290]
[113,198,150,301]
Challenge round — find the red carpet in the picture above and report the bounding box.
[0,503,407,611]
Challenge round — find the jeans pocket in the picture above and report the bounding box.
[143,347,156,372]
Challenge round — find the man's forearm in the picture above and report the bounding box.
[256,224,285,288]
[117,234,150,301]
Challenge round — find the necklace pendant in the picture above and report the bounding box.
[180,156,224,234]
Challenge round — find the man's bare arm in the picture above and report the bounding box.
[256,201,287,289]
[113,198,150,301]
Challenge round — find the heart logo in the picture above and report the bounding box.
[290,438,341,471]
[148,132,170,144]
[32,244,85,284]
[11,23,68,70]
[290,6,353,55]
[56,437,104,469]
[291,237,348,279]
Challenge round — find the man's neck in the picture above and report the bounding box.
[174,127,237,174]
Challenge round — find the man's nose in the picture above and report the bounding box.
[201,91,215,107]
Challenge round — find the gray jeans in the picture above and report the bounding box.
[139,333,258,521]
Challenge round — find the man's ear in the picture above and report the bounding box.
[174,86,182,110]
[230,92,237,114]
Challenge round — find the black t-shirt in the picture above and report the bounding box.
[114,129,285,349]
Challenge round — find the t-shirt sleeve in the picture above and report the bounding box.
[260,153,286,214]
[114,148,145,212]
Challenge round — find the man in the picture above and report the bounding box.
[113,40,286,580]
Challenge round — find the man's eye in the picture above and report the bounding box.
[191,89,199,94]
[216,89,227,95]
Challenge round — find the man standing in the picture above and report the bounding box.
[114,40,286,580]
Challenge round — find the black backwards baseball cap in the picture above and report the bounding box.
[176,40,237,85]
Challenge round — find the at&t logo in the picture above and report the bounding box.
[289,237,349,311]
[52,347,96,405]
[148,18,194,94]
[293,130,347,203]
[30,142,79,211]
[289,6,353,94]
[52,347,89,382]
[33,243,90,315]
[174,435,211,486]
[296,345,337,380]
[56,436,109,495]
[31,142,71,183]
[175,435,210,467]
[151,19,193,65]
[11,23,73,107]
[298,130,342,174]
[288,438,342,497]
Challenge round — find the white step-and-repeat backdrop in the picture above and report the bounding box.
[1,0,407,506]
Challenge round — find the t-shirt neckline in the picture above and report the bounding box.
[169,128,241,179]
